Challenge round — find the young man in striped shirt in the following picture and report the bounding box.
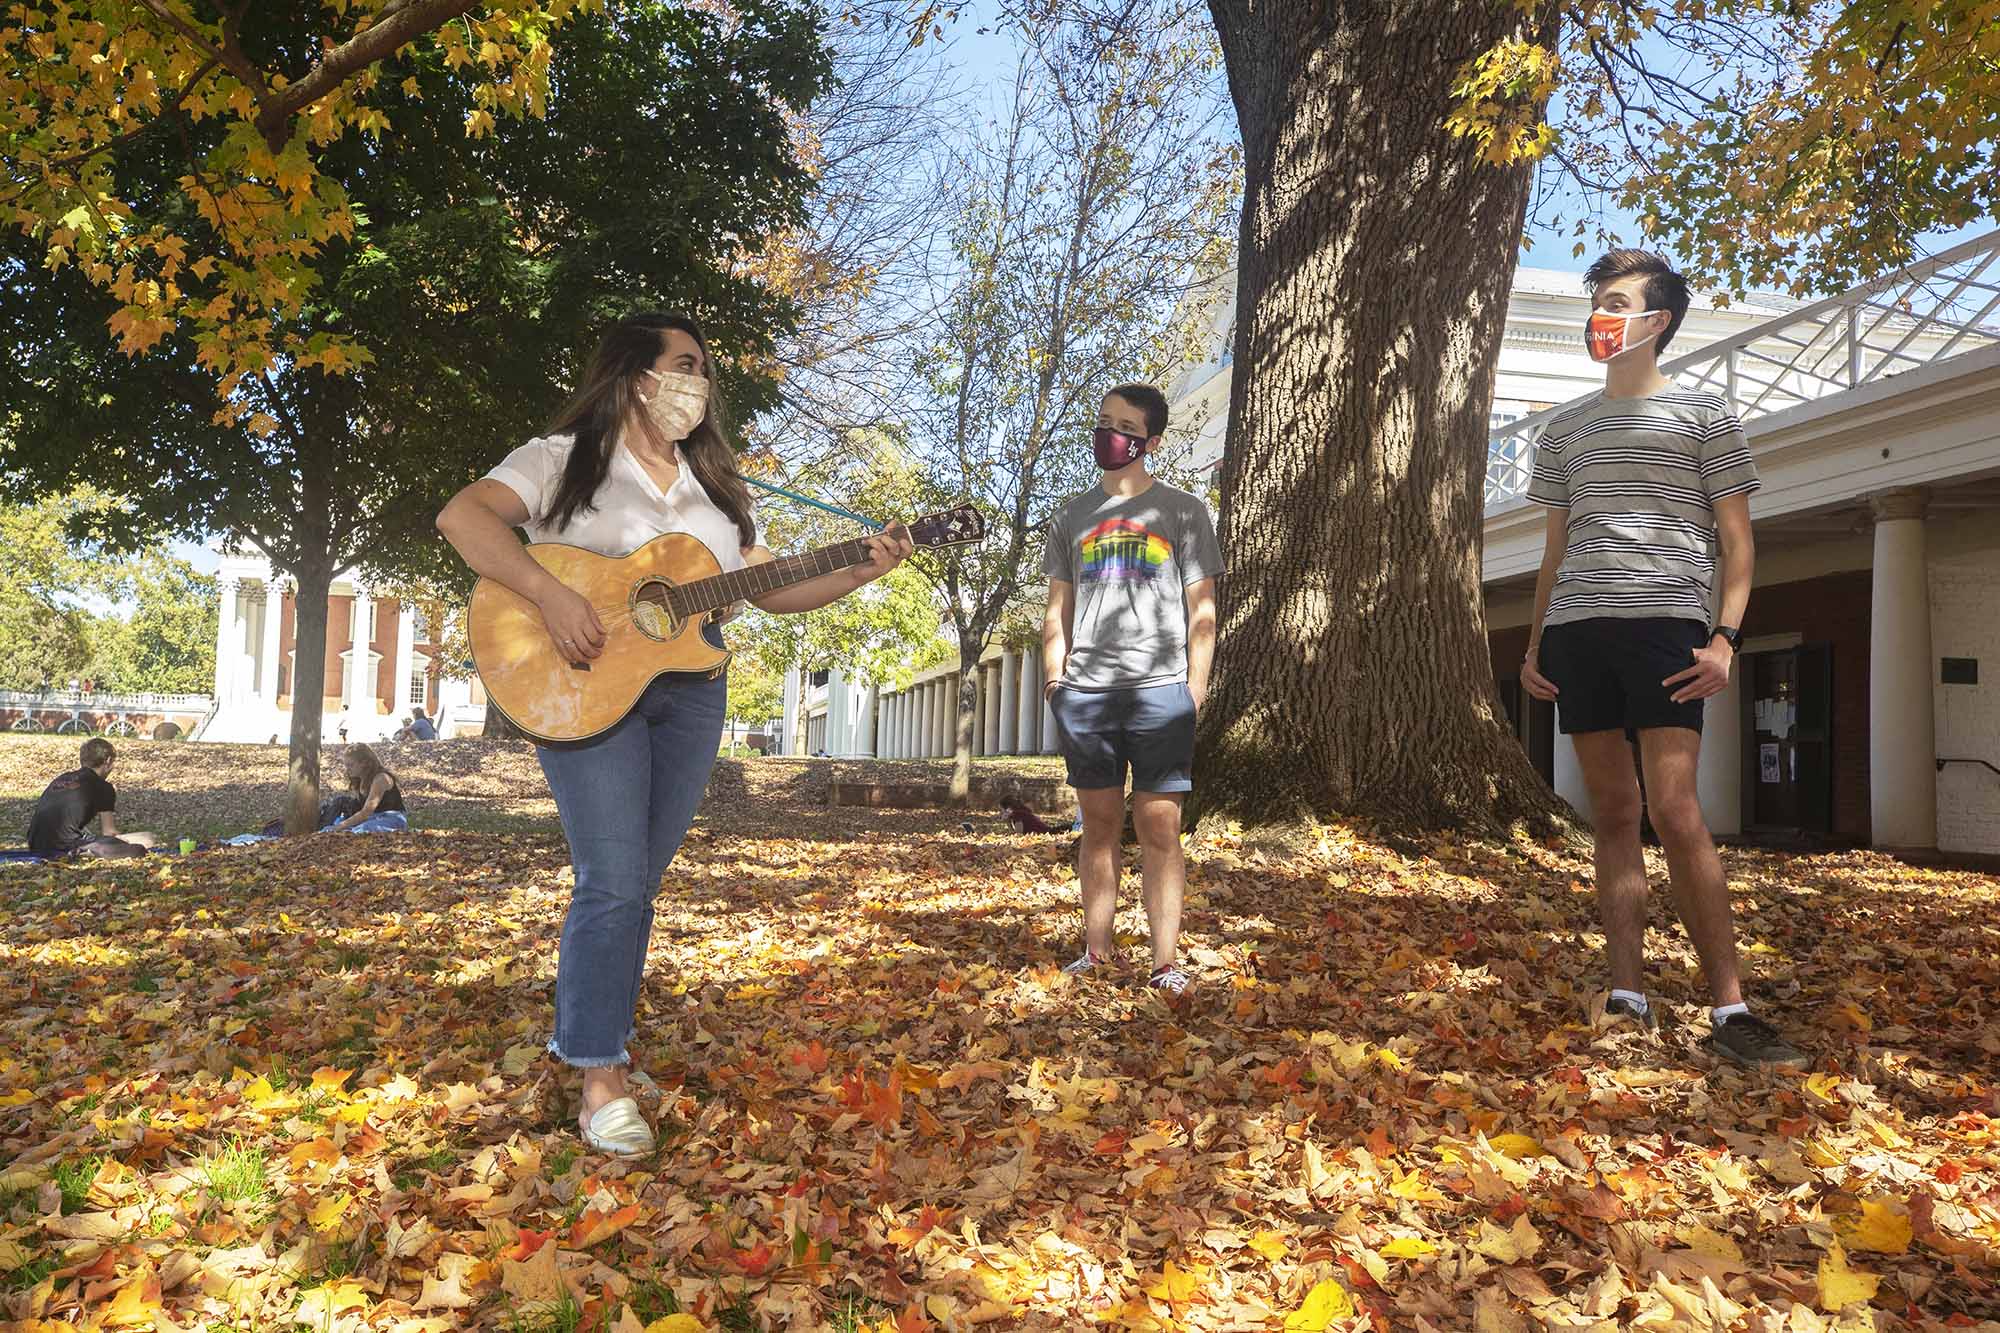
[1520,249,1805,1070]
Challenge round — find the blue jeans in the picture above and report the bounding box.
[346,811,408,834]
[536,666,726,1067]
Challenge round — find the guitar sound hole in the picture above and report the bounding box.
[631,578,679,641]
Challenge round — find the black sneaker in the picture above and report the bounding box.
[1705,1012,1806,1069]
[1602,995,1661,1033]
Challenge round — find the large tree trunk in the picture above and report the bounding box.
[948,633,983,804]
[1196,0,1566,831]
[284,556,335,836]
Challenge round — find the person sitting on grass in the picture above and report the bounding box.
[321,745,409,834]
[27,738,158,859]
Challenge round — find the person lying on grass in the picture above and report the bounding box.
[321,744,409,834]
[26,737,159,859]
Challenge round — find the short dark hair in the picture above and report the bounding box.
[1583,249,1691,355]
[80,738,115,769]
[1105,383,1169,438]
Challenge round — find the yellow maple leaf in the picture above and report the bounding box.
[1283,1279,1357,1331]
[1804,1072,1843,1103]
[1487,1133,1546,1160]
[644,1317,706,1333]
[1673,1223,1743,1262]
[1472,1215,1543,1264]
[1816,1242,1880,1312]
[1380,1236,1436,1259]
[308,1191,353,1233]
[1389,1170,1443,1202]
[1144,1259,1206,1304]
[1246,1230,1288,1262]
[295,1278,367,1325]
[1837,1199,1913,1255]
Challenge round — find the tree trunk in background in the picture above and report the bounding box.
[284,557,334,836]
[1195,0,1566,831]
[949,632,983,804]
[483,707,525,739]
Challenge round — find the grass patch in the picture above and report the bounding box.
[390,1145,458,1191]
[199,1138,269,1204]
[544,1144,580,1180]
[3,1256,57,1292]
[507,1290,588,1333]
[829,1296,895,1331]
[51,1154,102,1214]
[625,1276,680,1323]
[714,1290,757,1332]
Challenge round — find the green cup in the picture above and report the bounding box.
[179,838,196,855]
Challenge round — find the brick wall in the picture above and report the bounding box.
[1741,569,1873,841]
[1931,548,2000,855]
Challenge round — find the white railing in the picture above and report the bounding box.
[1487,230,2000,505]
[0,689,212,710]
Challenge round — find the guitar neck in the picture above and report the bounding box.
[673,537,876,616]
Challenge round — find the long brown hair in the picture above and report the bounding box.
[343,744,396,797]
[540,313,757,546]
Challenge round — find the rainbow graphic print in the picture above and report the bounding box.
[1080,518,1171,581]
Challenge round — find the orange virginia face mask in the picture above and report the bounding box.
[1585,308,1666,362]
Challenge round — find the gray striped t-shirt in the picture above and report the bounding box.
[1525,388,1758,627]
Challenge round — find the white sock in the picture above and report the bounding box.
[1712,1001,1749,1025]
[1610,988,1649,1015]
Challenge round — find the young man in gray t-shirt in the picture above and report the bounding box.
[1041,383,1221,1001]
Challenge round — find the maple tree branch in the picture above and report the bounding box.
[130,0,264,94]
[251,0,481,151]
[0,57,220,213]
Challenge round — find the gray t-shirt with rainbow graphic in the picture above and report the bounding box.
[1044,480,1222,691]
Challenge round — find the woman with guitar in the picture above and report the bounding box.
[437,312,912,1155]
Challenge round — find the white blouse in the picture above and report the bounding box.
[484,433,760,569]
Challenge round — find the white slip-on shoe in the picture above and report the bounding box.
[578,1096,654,1156]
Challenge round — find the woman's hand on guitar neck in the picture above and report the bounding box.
[537,582,606,661]
[850,524,915,586]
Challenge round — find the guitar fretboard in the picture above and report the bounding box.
[669,538,876,617]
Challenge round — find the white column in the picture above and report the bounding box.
[935,678,952,757]
[973,668,988,756]
[888,693,902,758]
[1698,669,1743,837]
[214,579,238,703]
[825,669,850,753]
[999,652,1021,755]
[1870,488,1938,849]
[1553,733,1592,823]
[859,684,879,757]
[1040,691,1058,754]
[260,583,284,705]
[918,683,936,757]
[346,589,373,713]
[782,667,802,756]
[1016,654,1041,753]
[392,598,416,726]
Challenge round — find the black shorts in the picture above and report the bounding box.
[1048,683,1196,793]
[1539,616,1708,735]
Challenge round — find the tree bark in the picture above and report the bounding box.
[948,633,984,804]
[285,556,334,837]
[1196,0,1566,832]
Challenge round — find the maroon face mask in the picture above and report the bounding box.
[1093,426,1148,470]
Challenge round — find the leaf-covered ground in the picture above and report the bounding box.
[2,742,1998,1332]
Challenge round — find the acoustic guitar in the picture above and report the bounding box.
[469,505,984,742]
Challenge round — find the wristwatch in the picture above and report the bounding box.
[1709,625,1743,651]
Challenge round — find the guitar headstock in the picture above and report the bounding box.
[906,505,985,550]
